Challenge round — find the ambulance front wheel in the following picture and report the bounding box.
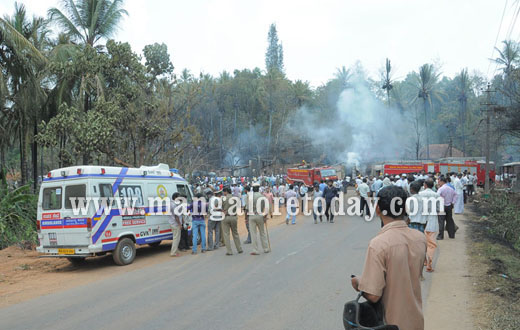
[113,238,136,266]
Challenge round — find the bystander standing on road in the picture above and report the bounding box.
[356,178,371,218]
[299,183,308,211]
[168,193,183,257]
[246,183,270,255]
[263,186,274,218]
[407,181,427,233]
[207,190,223,250]
[437,176,457,240]
[285,184,298,225]
[311,184,323,223]
[323,179,339,223]
[420,178,440,272]
[221,187,243,256]
[188,193,207,254]
[242,186,252,244]
[351,185,427,330]
[454,173,464,214]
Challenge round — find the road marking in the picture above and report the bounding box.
[275,240,315,264]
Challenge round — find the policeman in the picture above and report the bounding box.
[245,183,270,255]
[221,187,243,255]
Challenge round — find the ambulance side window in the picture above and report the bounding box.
[118,185,144,206]
[99,184,113,198]
[42,187,62,210]
[64,185,86,209]
[176,184,192,203]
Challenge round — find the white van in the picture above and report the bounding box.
[36,164,193,265]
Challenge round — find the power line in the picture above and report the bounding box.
[493,1,520,78]
[505,0,520,40]
[487,0,509,78]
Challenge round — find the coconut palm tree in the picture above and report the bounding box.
[381,58,393,106]
[48,0,128,48]
[334,66,351,89]
[492,40,520,76]
[415,63,440,159]
[292,80,312,108]
[455,68,471,156]
[1,3,50,186]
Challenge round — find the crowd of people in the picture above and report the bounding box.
[353,170,474,270]
[167,170,475,258]
[167,173,344,257]
[350,169,475,329]
[165,169,478,329]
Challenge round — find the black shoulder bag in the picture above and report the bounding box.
[343,292,399,330]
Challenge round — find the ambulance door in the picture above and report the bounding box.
[96,182,116,243]
[145,182,175,240]
[39,184,64,250]
[61,182,91,250]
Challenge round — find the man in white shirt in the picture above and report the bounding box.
[467,173,475,196]
[311,184,324,223]
[356,178,371,218]
[419,178,440,272]
[299,183,308,211]
[272,183,279,198]
[453,173,464,214]
[460,174,468,203]
[207,190,223,251]
[285,185,298,225]
[355,176,363,187]
[407,181,427,232]
[278,183,286,207]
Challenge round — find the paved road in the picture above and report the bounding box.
[1,210,385,330]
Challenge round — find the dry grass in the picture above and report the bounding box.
[467,208,520,330]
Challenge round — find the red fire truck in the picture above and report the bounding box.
[426,158,495,186]
[377,158,495,187]
[286,166,338,186]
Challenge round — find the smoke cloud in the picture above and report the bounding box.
[292,76,412,173]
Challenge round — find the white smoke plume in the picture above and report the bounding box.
[291,75,412,173]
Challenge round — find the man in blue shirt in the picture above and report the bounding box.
[371,176,383,194]
[323,180,339,223]
[319,180,326,193]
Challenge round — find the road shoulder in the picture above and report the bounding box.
[424,213,474,330]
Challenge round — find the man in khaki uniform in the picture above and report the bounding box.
[246,183,270,255]
[351,185,427,330]
[221,187,243,255]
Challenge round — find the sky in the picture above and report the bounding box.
[0,0,517,87]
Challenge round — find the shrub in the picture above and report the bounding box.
[481,191,520,252]
[0,178,37,249]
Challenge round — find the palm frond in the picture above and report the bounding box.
[48,6,85,44]
[0,17,47,65]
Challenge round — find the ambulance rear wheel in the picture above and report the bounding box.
[113,238,136,266]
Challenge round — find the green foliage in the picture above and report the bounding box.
[265,23,284,73]
[143,42,174,77]
[482,192,520,251]
[0,176,37,249]
[48,0,128,46]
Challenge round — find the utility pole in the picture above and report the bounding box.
[481,83,496,197]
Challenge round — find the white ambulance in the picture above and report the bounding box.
[36,164,193,265]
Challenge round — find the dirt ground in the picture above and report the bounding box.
[424,213,475,330]
[466,209,520,330]
[0,209,289,308]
